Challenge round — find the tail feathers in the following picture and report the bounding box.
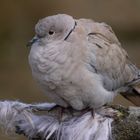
[121,67,140,106]
[121,85,140,106]
[127,76,140,87]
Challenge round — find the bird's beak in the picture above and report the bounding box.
[26,36,39,47]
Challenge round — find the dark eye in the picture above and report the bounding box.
[48,30,55,35]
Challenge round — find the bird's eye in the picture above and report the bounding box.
[48,30,55,35]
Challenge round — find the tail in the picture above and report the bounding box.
[120,72,140,106]
[121,85,140,106]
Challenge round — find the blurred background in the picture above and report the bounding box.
[0,0,140,139]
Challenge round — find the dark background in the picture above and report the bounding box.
[0,1,140,139]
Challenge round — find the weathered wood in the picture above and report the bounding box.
[0,101,139,140]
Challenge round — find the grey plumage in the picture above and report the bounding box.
[28,14,140,110]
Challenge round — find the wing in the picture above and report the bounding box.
[79,19,139,91]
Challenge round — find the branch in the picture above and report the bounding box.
[0,101,139,140]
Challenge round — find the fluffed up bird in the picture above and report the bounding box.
[28,14,140,111]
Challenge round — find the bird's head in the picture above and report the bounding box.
[27,14,76,47]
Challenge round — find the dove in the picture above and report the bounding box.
[28,14,140,111]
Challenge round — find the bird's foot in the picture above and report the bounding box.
[73,108,95,118]
[48,105,72,122]
[96,106,118,118]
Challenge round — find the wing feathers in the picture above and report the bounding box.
[85,20,139,92]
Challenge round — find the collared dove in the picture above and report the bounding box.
[28,14,140,110]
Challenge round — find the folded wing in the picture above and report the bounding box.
[80,19,140,105]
